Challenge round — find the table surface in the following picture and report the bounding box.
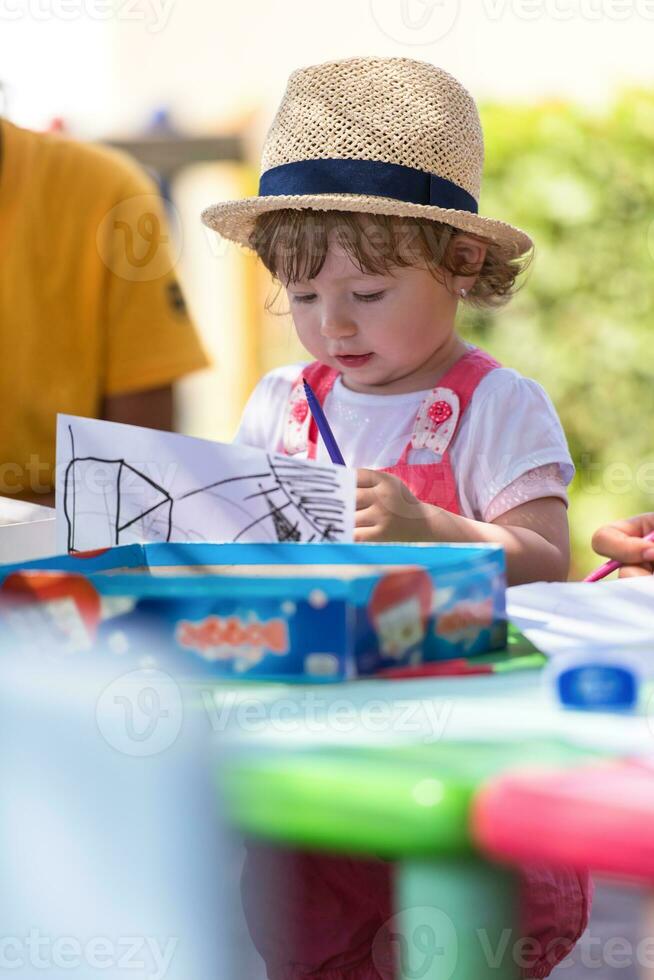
[209,667,654,757]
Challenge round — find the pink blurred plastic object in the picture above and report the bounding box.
[473,759,654,882]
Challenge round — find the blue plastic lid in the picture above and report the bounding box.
[556,664,638,712]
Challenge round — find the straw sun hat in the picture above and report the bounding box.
[201,56,533,257]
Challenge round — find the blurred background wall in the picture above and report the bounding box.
[2,0,653,575]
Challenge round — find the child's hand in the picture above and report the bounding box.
[354,469,431,543]
[591,514,654,578]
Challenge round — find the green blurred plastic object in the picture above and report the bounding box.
[222,739,598,858]
[395,859,520,980]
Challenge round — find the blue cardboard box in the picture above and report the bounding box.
[0,541,506,681]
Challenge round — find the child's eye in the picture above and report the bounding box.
[354,291,385,303]
[291,290,386,305]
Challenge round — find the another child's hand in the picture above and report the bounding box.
[354,469,430,543]
[591,514,654,577]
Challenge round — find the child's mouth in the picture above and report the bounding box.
[335,353,373,368]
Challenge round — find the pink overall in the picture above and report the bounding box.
[241,350,591,980]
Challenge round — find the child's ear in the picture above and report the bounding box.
[449,233,488,272]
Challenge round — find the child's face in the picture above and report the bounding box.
[285,233,480,394]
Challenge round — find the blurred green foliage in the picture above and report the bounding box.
[465,89,654,577]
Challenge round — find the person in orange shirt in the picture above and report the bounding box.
[0,116,210,505]
[592,514,654,577]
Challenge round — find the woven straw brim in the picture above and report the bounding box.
[201,193,533,258]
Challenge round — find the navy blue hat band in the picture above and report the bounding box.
[258,157,478,214]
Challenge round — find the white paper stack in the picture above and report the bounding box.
[507,576,654,659]
[0,496,56,565]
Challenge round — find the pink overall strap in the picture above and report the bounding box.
[394,345,502,465]
[436,346,502,409]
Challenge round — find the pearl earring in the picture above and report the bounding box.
[459,288,467,298]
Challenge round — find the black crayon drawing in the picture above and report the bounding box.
[58,419,354,553]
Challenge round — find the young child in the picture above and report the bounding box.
[202,56,588,980]
[204,56,572,590]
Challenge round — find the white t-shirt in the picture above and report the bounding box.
[233,360,575,523]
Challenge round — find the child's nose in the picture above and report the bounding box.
[320,315,357,339]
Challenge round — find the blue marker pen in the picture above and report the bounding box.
[303,379,346,466]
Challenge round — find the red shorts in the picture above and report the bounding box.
[241,844,591,980]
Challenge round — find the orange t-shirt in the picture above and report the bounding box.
[0,118,210,498]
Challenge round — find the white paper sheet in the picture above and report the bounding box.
[55,415,355,553]
[507,576,654,657]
